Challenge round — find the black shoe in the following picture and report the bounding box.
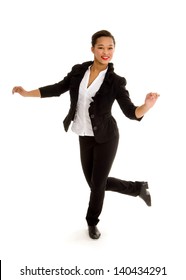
[139,182,151,206]
[88,226,101,239]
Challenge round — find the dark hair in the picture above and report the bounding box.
[91,30,116,47]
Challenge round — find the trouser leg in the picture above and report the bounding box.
[79,136,119,226]
[106,177,141,196]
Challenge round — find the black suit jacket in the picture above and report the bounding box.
[39,61,142,143]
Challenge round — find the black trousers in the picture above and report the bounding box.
[79,135,141,226]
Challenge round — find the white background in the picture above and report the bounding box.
[0,0,185,279]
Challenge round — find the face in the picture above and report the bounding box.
[91,36,115,65]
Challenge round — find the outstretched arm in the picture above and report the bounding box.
[135,92,160,119]
[12,86,41,97]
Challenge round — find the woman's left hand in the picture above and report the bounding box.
[145,92,160,109]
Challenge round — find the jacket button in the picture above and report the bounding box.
[93,126,97,131]
[91,114,95,118]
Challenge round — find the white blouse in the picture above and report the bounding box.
[71,66,107,136]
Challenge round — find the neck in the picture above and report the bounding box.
[91,61,108,72]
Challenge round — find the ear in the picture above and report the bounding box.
[91,46,94,54]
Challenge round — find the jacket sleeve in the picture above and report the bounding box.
[116,77,143,121]
[39,65,77,98]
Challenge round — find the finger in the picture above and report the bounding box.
[12,87,16,94]
[151,93,160,98]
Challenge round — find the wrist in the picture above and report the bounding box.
[135,104,149,119]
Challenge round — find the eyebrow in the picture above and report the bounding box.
[97,43,114,46]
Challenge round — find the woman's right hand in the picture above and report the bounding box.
[12,87,41,97]
[12,86,28,97]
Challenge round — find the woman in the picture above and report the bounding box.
[12,30,159,240]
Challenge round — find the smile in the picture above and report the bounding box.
[101,56,109,60]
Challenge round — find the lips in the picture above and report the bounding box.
[101,56,109,60]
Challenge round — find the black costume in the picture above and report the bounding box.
[40,61,146,226]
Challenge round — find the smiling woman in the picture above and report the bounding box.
[12,29,159,240]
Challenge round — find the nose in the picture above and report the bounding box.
[102,48,108,55]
